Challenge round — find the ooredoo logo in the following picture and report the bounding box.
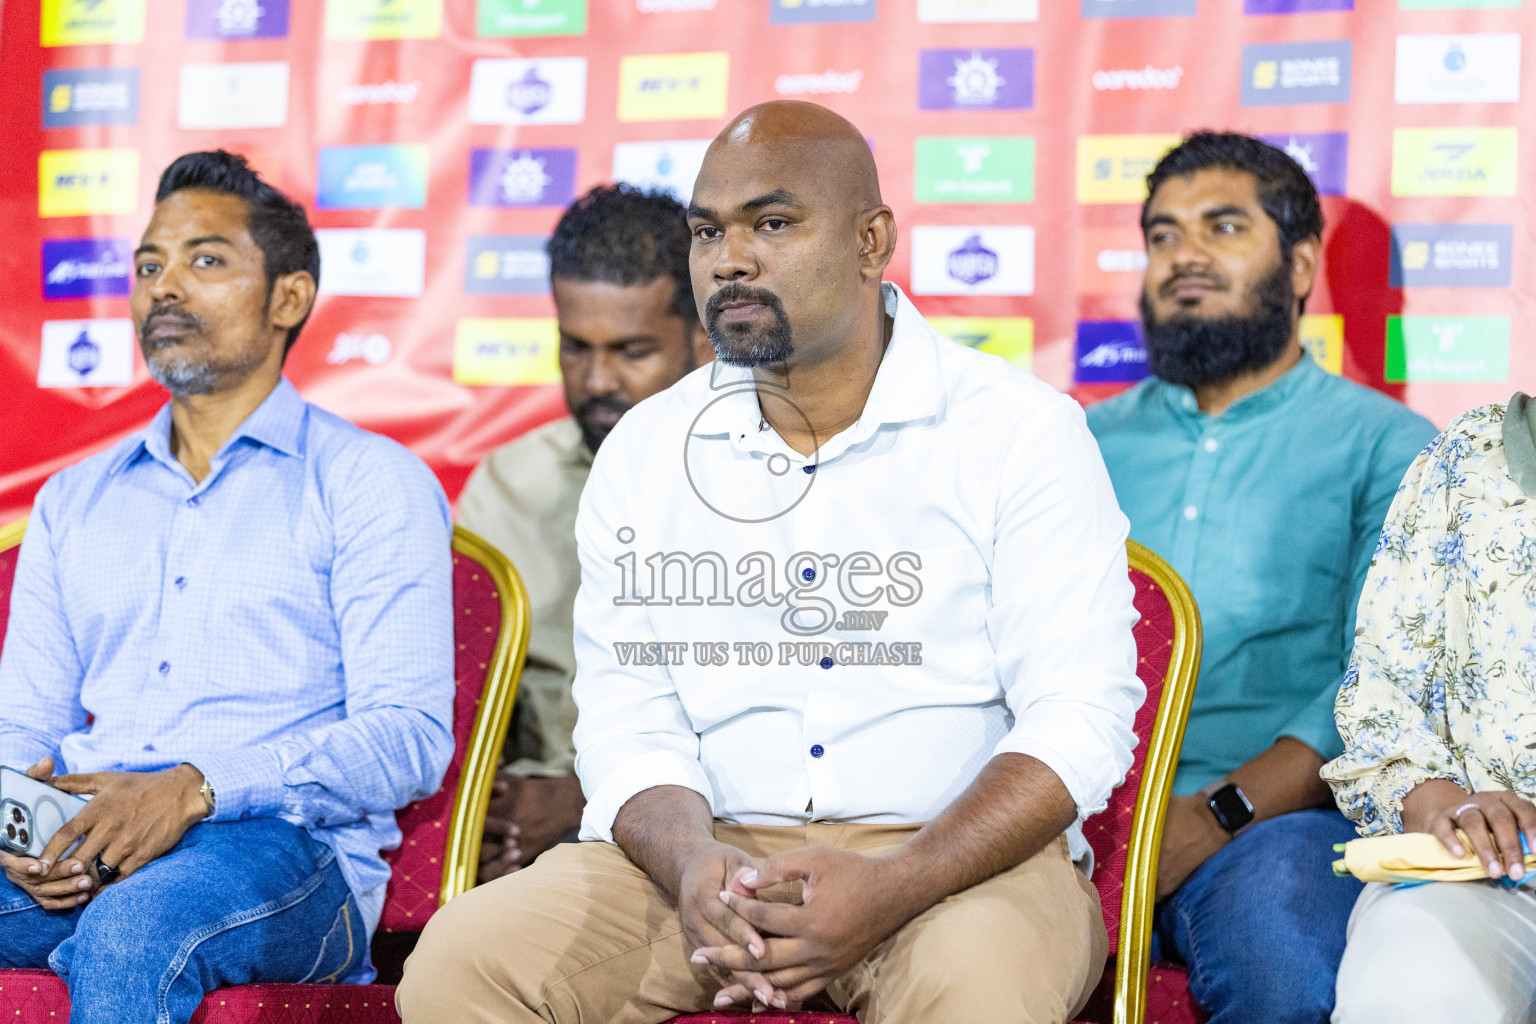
[1092,65,1183,91]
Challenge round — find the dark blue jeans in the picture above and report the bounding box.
[0,818,367,1024]
[1152,808,1363,1024]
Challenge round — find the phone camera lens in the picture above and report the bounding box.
[4,824,13,839]
[9,808,21,823]
[16,829,27,846]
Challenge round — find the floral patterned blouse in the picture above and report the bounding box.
[1323,403,1536,836]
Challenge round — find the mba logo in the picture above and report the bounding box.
[469,58,587,125]
[611,140,710,201]
[1076,134,1181,204]
[42,238,132,300]
[465,235,551,296]
[178,63,289,130]
[324,0,441,39]
[1081,0,1195,17]
[316,145,428,210]
[42,69,139,128]
[1243,40,1352,106]
[1390,224,1513,288]
[910,226,1034,296]
[1258,132,1348,195]
[926,317,1033,371]
[38,319,135,389]
[41,0,144,46]
[918,0,1036,21]
[1391,128,1517,197]
[185,0,290,38]
[316,229,426,298]
[38,149,138,218]
[918,49,1033,110]
[453,318,561,386]
[1075,321,1148,384]
[1387,316,1509,383]
[770,0,877,24]
[618,53,729,122]
[914,137,1034,203]
[469,148,577,208]
[478,0,587,36]
[1395,34,1521,104]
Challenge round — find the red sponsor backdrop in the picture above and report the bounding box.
[1,0,1531,523]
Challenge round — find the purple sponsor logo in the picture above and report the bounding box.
[1075,320,1149,384]
[468,148,577,208]
[185,0,290,39]
[1245,0,1351,12]
[507,68,552,116]
[919,49,1033,111]
[947,234,999,286]
[42,238,132,300]
[1259,132,1348,196]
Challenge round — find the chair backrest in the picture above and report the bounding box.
[0,517,530,936]
[1084,540,1201,1024]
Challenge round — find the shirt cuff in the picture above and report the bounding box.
[997,700,1134,821]
[577,748,716,844]
[186,746,285,822]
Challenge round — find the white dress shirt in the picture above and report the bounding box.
[572,283,1142,863]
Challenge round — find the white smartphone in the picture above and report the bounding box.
[0,766,89,859]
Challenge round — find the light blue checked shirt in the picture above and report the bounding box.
[0,378,455,942]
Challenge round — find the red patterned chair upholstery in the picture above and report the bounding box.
[667,540,1205,1024]
[0,521,531,1024]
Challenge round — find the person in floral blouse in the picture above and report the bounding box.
[1325,394,1536,1024]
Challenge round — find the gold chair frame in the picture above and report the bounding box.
[1114,540,1203,1024]
[0,517,530,911]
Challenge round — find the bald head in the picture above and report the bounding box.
[708,101,883,212]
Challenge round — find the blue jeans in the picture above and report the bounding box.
[1152,808,1363,1024]
[0,818,367,1024]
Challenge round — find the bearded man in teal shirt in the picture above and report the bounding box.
[1087,133,1436,1024]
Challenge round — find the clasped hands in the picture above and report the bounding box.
[677,841,921,1012]
[0,757,209,910]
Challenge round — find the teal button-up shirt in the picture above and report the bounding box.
[1087,357,1437,795]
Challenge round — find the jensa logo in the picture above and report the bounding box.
[611,140,710,201]
[617,52,729,122]
[926,317,1034,370]
[1390,128,1517,197]
[465,235,551,296]
[1092,65,1184,91]
[919,48,1034,110]
[1395,34,1521,105]
[43,238,132,300]
[324,0,442,40]
[43,68,139,129]
[1074,320,1148,384]
[327,332,393,367]
[178,62,290,130]
[38,148,139,219]
[469,148,577,208]
[316,229,426,298]
[910,226,1034,296]
[453,318,561,386]
[775,70,864,96]
[38,319,135,389]
[185,0,290,39]
[42,0,145,47]
[469,58,587,126]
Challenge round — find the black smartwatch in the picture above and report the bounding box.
[1203,781,1255,836]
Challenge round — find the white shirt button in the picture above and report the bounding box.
[1203,438,1219,453]
[1183,396,1196,411]
[1183,505,1199,521]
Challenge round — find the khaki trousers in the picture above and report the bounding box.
[397,822,1106,1024]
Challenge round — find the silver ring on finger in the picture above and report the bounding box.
[1453,801,1482,819]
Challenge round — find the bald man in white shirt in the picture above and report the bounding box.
[399,101,1143,1024]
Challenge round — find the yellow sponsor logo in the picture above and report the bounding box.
[41,0,145,46]
[1391,128,1517,198]
[473,251,501,280]
[453,319,560,386]
[325,0,443,40]
[1076,134,1182,204]
[38,149,139,218]
[1251,60,1278,90]
[928,317,1033,371]
[1299,314,1343,376]
[1401,241,1431,271]
[618,52,730,122]
[49,85,73,113]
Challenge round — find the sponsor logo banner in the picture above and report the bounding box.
[42,0,145,46]
[42,238,132,300]
[469,58,587,125]
[1081,0,1196,17]
[919,49,1034,110]
[1092,65,1184,92]
[611,140,710,201]
[1390,224,1513,288]
[1386,315,1509,382]
[775,70,864,96]
[316,145,428,210]
[910,226,1035,296]
[770,0,877,23]
[465,235,551,295]
[1299,314,1343,375]
[454,318,561,385]
[185,0,290,38]
[1400,0,1519,7]
[327,332,393,366]
[469,148,578,208]
[1258,132,1348,195]
[1246,0,1352,12]
[1243,40,1352,106]
[178,62,290,130]
[38,149,139,218]
[1391,128,1517,197]
[915,137,1034,204]
[39,319,135,388]
[1395,34,1521,105]
[42,68,139,128]
[918,0,1037,21]
[325,0,442,39]
[638,0,717,10]
[926,317,1034,370]
[479,0,587,35]
[1079,227,1148,295]
[617,52,729,122]
[1076,134,1181,204]
[1075,320,1148,384]
[316,229,426,298]
[338,81,421,106]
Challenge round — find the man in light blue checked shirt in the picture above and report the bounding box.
[0,151,454,1024]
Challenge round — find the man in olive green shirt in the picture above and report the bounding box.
[458,185,709,878]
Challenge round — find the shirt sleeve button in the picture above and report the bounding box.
[158,661,171,675]
[802,567,816,582]
[1183,505,1199,521]
[810,744,824,758]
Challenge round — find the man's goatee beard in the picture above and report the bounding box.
[1140,261,1297,390]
